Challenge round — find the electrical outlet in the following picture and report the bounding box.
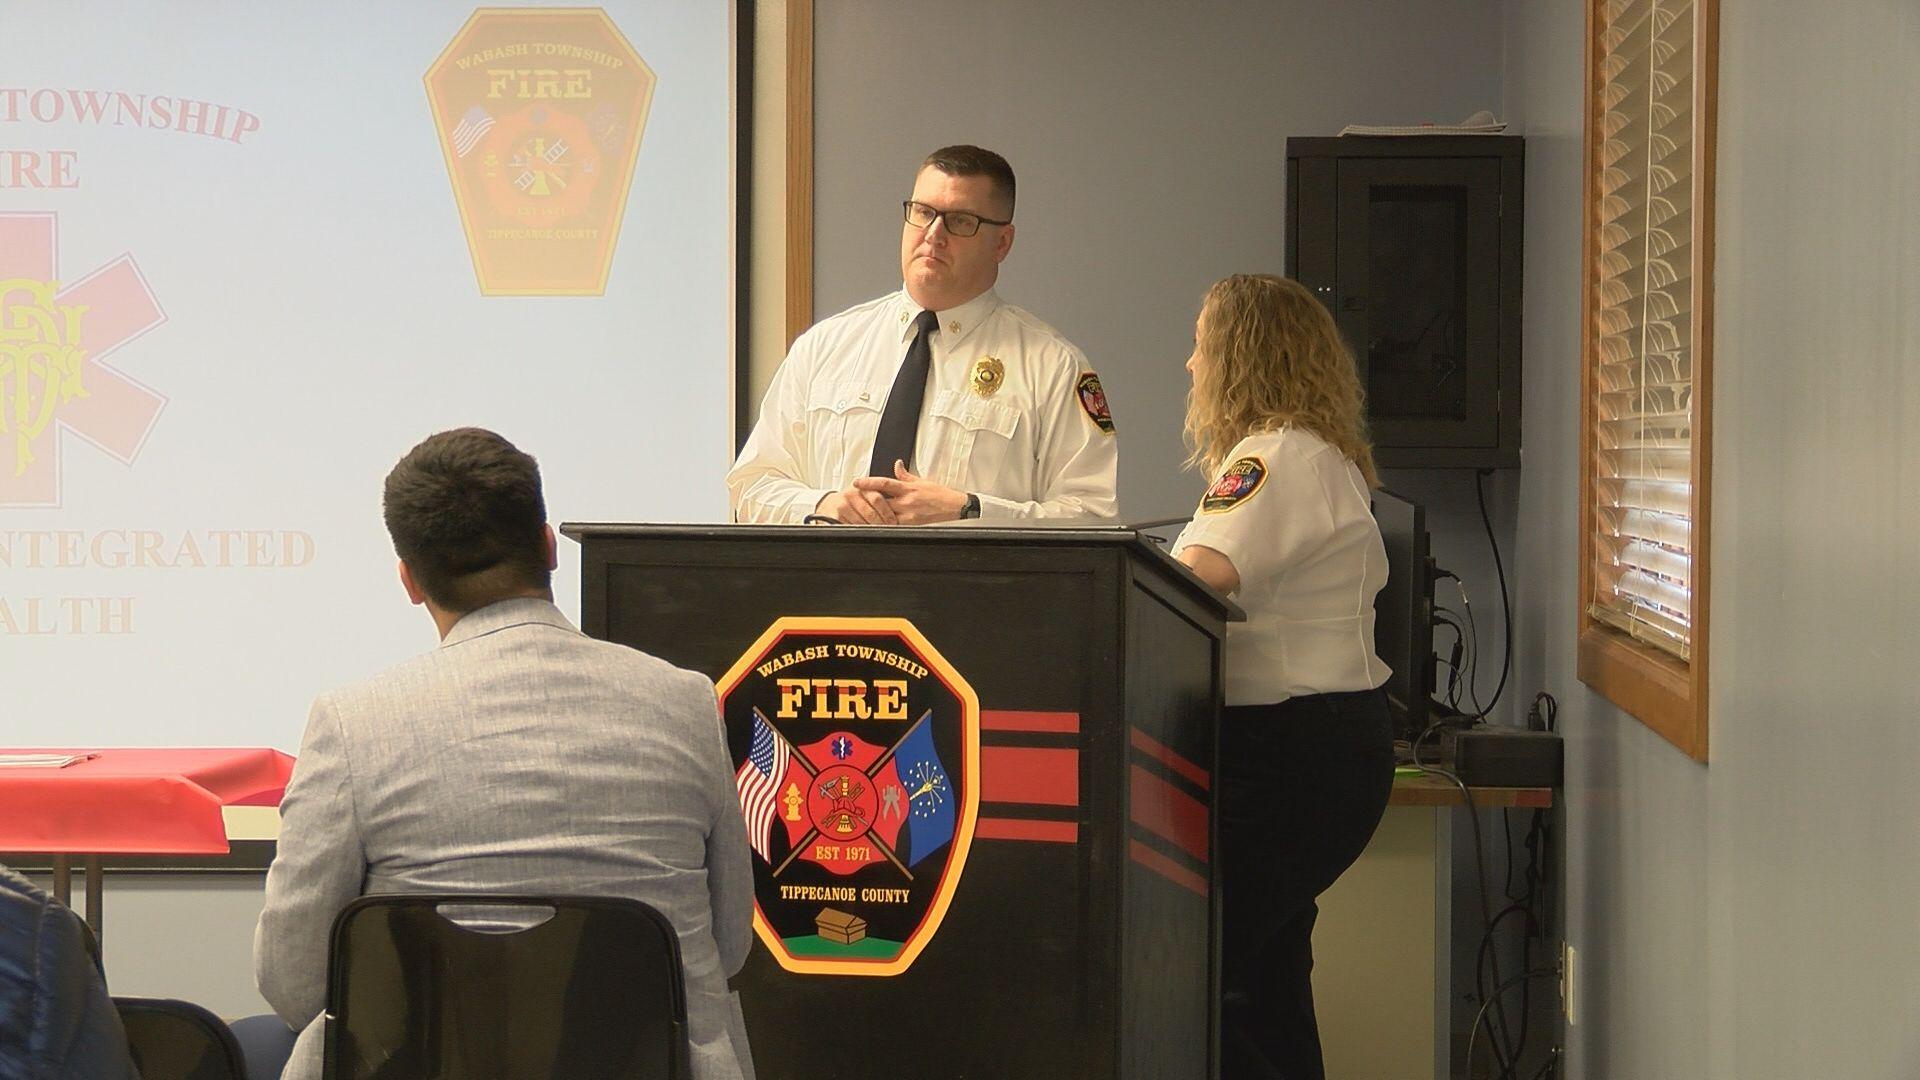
[1561,942,1578,1026]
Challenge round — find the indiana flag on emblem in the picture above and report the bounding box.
[872,713,954,868]
[734,713,794,862]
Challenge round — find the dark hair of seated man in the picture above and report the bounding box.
[381,427,552,615]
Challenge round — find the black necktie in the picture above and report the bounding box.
[868,309,940,476]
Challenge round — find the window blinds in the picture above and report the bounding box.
[1590,0,1697,660]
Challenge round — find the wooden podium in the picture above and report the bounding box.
[563,523,1236,1080]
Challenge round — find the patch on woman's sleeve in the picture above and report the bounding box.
[1076,372,1115,434]
[1201,456,1267,514]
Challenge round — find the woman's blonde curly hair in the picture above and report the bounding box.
[1183,273,1378,487]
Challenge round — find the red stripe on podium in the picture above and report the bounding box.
[981,747,1078,807]
[981,710,1081,734]
[1129,765,1209,864]
[1129,840,1209,898]
[976,818,1078,844]
[1128,727,1210,791]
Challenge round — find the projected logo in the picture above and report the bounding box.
[425,9,658,296]
[0,212,166,509]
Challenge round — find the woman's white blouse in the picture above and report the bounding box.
[1172,427,1391,707]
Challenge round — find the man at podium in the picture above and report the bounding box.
[727,145,1119,525]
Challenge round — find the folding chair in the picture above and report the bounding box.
[323,894,691,1080]
[115,998,248,1080]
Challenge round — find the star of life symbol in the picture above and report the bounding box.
[0,213,166,508]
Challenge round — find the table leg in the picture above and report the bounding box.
[84,856,104,944]
[51,854,72,907]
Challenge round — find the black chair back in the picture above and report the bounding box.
[115,998,247,1080]
[323,894,690,1080]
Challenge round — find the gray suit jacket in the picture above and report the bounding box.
[255,599,756,1080]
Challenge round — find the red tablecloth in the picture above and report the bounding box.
[0,748,295,855]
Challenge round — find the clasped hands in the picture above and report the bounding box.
[814,461,968,525]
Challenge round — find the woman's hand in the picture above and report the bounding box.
[1177,543,1241,596]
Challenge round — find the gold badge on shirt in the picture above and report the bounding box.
[969,356,1006,398]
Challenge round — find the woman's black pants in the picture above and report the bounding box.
[1218,688,1395,1080]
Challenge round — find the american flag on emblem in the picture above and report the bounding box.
[734,713,791,862]
[451,105,494,157]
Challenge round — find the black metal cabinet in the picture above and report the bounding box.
[1286,136,1523,468]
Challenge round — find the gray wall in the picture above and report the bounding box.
[20,872,270,1018]
[1505,1,1920,1077]
[812,0,1519,715]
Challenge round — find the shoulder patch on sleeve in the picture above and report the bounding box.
[1076,372,1115,434]
[1200,456,1267,514]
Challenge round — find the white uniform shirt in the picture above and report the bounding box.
[727,288,1119,523]
[1172,427,1390,707]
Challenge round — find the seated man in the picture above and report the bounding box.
[252,428,755,1080]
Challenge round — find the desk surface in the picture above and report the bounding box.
[0,748,294,855]
[1388,770,1553,808]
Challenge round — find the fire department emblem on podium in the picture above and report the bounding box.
[719,617,980,976]
[424,9,656,296]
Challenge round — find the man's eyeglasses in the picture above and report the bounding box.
[903,200,1010,239]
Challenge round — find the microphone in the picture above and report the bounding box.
[1128,516,1192,547]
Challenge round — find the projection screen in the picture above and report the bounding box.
[0,1,739,749]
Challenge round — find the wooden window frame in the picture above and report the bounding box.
[1577,0,1718,762]
[734,0,812,451]
[784,0,813,349]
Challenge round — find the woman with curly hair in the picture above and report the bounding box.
[1172,274,1395,1079]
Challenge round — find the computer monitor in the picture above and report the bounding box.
[1371,487,1435,740]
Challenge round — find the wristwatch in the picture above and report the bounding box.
[959,493,982,520]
